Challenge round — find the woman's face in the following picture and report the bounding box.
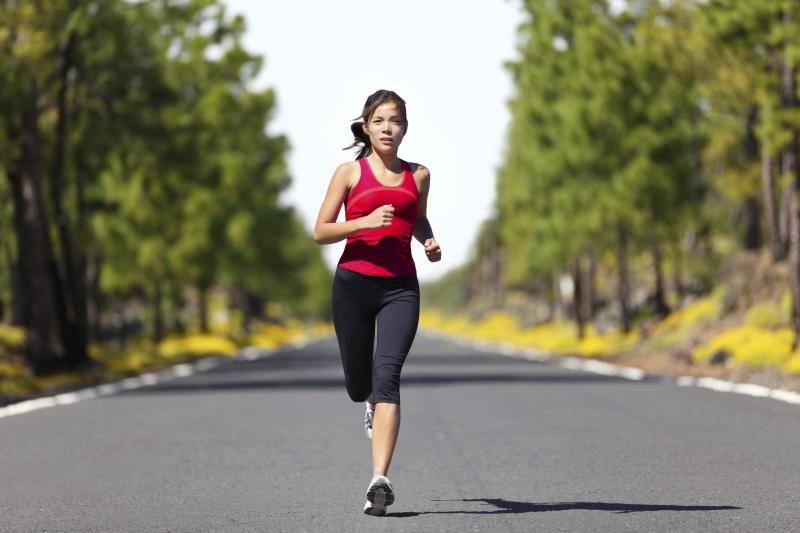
[362,102,406,155]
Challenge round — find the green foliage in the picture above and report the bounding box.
[745,300,789,330]
[0,0,329,358]
[421,264,472,314]
[495,0,705,294]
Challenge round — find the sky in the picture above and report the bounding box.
[223,0,524,282]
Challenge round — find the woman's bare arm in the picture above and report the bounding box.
[413,164,434,244]
[412,164,442,262]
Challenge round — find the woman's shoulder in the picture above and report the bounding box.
[404,161,430,177]
[333,159,362,189]
[335,159,361,174]
[402,161,430,195]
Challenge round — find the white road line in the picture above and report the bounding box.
[769,389,800,404]
[418,328,800,407]
[0,336,323,420]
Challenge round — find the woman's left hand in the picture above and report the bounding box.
[424,238,441,262]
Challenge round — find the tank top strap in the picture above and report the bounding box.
[356,157,376,189]
[347,158,375,206]
[399,159,418,196]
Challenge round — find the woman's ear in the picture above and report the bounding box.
[362,122,368,136]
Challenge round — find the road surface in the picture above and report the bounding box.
[2,334,799,532]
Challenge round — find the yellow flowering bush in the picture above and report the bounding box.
[745,301,788,329]
[469,312,522,342]
[420,310,475,338]
[646,287,724,350]
[421,309,637,358]
[691,325,794,369]
[158,333,238,358]
[652,287,723,336]
[248,320,308,348]
[577,327,639,357]
[0,359,29,396]
[783,352,800,374]
[99,341,163,375]
[516,321,580,353]
[0,324,26,350]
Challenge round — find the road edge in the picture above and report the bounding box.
[418,328,800,407]
[0,335,328,420]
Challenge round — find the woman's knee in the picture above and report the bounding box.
[346,382,371,403]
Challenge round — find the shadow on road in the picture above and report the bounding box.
[120,370,648,396]
[386,498,742,517]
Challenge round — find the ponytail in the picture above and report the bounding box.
[344,121,372,159]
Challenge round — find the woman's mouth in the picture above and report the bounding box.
[380,138,393,143]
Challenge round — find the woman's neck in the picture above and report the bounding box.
[368,151,402,173]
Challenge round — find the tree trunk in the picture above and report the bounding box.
[571,257,585,339]
[152,280,164,344]
[489,224,501,308]
[780,8,800,348]
[652,241,670,317]
[245,290,263,334]
[4,238,21,324]
[198,288,209,333]
[86,254,101,342]
[551,271,564,322]
[584,250,596,320]
[242,289,252,336]
[51,25,90,370]
[8,84,64,374]
[617,222,631,333]
[672,235,685,304]
[743,106,762,250]
[742,196,761,250]
[762,145,783,261]
[780,155,792,255]
[790,151,800,348]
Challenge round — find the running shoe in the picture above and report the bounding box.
[363,499,386,516]
[364,401,374,439]
[365,473,395,514]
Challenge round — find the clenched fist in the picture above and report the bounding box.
[362,204,394,229]
[424,238,441,262]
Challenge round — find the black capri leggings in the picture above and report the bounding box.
[331,266,420,404]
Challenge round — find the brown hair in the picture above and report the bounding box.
[343,89,408,159]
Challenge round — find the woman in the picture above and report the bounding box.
[313,89,441,516]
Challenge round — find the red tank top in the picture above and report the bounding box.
[338,157,419,277]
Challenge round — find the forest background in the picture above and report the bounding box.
[2,0,800,401]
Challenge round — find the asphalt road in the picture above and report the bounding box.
[2,333,799,532]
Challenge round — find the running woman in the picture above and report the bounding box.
[313,89,441,516]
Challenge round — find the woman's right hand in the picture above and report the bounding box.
[361,204,394,229]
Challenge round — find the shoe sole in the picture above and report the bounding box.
[366,479,395,508]
[363,502,386,516]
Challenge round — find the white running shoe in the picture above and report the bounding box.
[365,473,394,515]
[363,499,385,516]
[364,401,374,439]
